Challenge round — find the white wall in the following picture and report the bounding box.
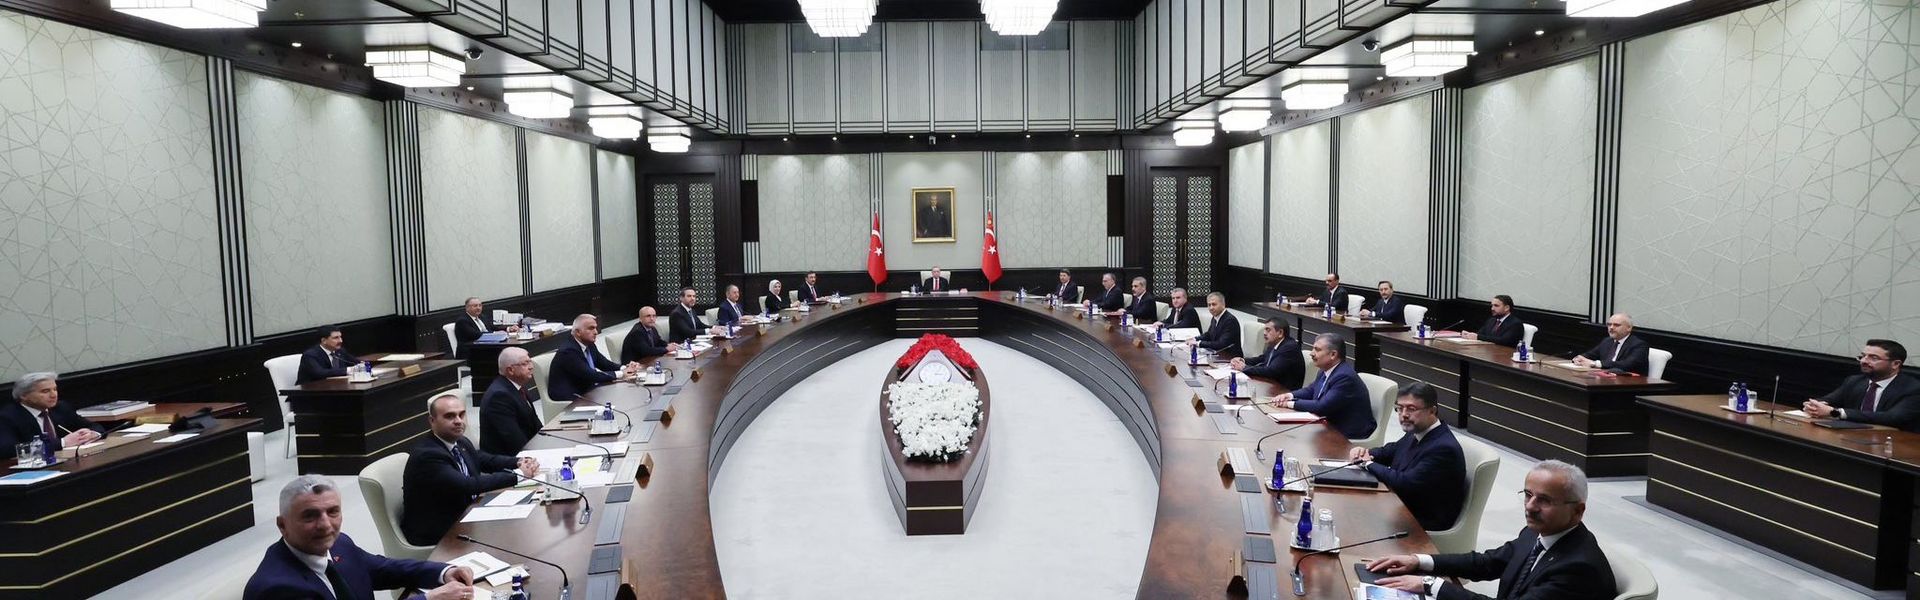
[1227,141,1266,269]
[755,154,871,272]
[1338,96,1432,294]
[993,151,1108,268]
[882,152,986,270]
[420,107,522,309]
[1269,121,1332,279]
[596,150,640,279]
[526,132,596,292]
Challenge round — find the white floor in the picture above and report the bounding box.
[102,339,1880,599]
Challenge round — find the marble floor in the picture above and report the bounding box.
[103,339,1880,599]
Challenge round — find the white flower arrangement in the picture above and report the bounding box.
[887,381,981,462]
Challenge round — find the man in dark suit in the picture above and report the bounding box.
[796,272,824,303]
[1232,321,1304,390]
[1573,313,1650,375]
[1273,333,1376,439]
[1804,339,1919,430]
[1051,269,1080,303]
[297,326,360,384]
[1349,382,1468,531]
[479,347,542,455]
[547,314,636,404]
[921,267,952,293]
[620,306,679,363]
[0,372,103,452]
[917,193,952,239]
[1122,277,1157,322]
[762,280,789,314]
[402,393,538,546]
[450,296,520,359]
[1466,295,1525,347]
[246,474,473,599]
[1091,273,1125,311]
[669,287,713,343]
[1157,288,1199,330]
[1190,292,1242,359]
[716,285,752,326]
[1305,272,1349,312]
[1364,281,1407,324]
[1367,460,1617,600]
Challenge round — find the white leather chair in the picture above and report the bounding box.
[1521,323,1539,348]
[1299,350,1320,386]
[788,290,800,305]
[653,317,672,341]
[264,355,302,458]
[438,322,474,406]
[440,322,459,356]
[1647,348,1672,379]
[1354,373,1399,447]
[917,270,932,284]
[1122,293,1134,307]
[1403,304,1428,327]
[1346,294,1365,315]
[1426,435,1502,554]
[1603,541,1660,600]
[1233,309,1267,358]
[531,352,563,421]
[1076,285,1085,302]
[703,307,720,325]
[247,430,266,483]
[1154,301,1170,322]
[464,404,482,447]
[358,453,432,560]
[1196,308,1215,333]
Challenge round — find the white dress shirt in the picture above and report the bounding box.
[1415,526,1573,595]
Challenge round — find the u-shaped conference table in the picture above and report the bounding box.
[431,292,1434,599]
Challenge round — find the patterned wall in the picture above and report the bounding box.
[1269,121,1332,279]
[1617,0,1920,356]
[881,152,986,270]
[755,154,871,271]
[993,151,1108,268]
[1227,141,1266,269]
[596,150,640,279]
[526,132,596,292]
[1339,95,1432,295]
[0,12,226,374]
[419,106,522,308]
[1460,58,1599,314]
[234,72,394,336]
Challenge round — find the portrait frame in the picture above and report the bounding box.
[910,187,958,243]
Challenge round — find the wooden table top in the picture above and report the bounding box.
[0,418,259,487]
[1639,394,1920,464]
[430,293,1435,599]
[1380,331,1674,390]
[1258,301,1412,332]
[281,359,465,394]
[96,401,248,423]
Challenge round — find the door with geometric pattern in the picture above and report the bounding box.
[650,176,717,306]
[1148,168,1218,300]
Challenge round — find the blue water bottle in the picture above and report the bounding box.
[1518,342,1531,362]
[506,574,530,600]
[1229,372,1239,397]
[1271,450,1286,489]
[1295,494,1316,546]
[1155,326,1164,343]
[1735,382,1750,412]
[1190,344,1198,365]
[1416,322,1428,338]
[559,456,576,482]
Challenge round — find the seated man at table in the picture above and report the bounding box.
[1349,382,1466,532]
[0,372,103,452]
[1571,313,1649,375]
[716,285,750,326]
[296,326,360,384]
[1366,460,1617,600]
[402,393,539,546]
[1363,280,1406,324]
[1231,320,1304,390]
[1189,292,1242,359]
[1051,269,1080,303]
[548,314,637,404]
[1803,339,1920,430]
[762,279,789,314]
[796,271,824,303]
[1121,277,1157,322]
[669,287,717,343]
[246,475,474,600]
[1271,333,1375,439]
[451,296,520,359]
[921,267,952,293]
[620,306,680,363]
[1302,272,1349,312]
[480,347,542,455]
[1157,287,1199,330]
[1091,272,1126,311]
[1463,295,1525,347]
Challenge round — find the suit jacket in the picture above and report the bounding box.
[1092,286,1125,311]
[0,401,103,452]
[1578,335,1650,375]
[762,293,788,314]
[450,313,497,359]
[1052,281,1081,303]
[1318,286,1350,312]
[717,299,749,326]
[1429,523,1617,600]
[620,324,671,363]
[1291,361,1376,439]
[547,340,619,405]
[400,436,520,546]
[1366,422,1468,532]
[297,345,360,384]
[1825,373,1920,430]
[1124,293,1157,322]
[1195,310,1242,358]
[669,303,707,343]
[1477,315,1526,347]
[1160,304,1199,330]
[1243,337,1305,390]
[797,283,823,303]
[478,377,541,456]
[920,276,952,292]
[1374,295,1407,324]
[243,533,448,600]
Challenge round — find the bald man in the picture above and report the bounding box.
[621,306,679,363]
[1572,314,1649,375]
[479,347,541,455]
[546,314,636,404]
[402,394,538,546]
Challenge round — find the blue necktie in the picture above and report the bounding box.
[1316,372,1329,397]
[451,444,471,476]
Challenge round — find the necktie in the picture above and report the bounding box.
[1863,382,1881,412]
[584,344,598,372]
[1610,339,1623,362]
[451,444,471,476]
[327,351,338,368]
[1316,373,1329,397]
[324,561,353,600]
[1514,540,1547,591]
[474,316,486,331]
[933,278,940,291]
[39,411,58,448]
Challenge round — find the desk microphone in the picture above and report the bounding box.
[1291,531,1411,596]
[1255,417,1328,460]
[1268,457,1367,490]
[1437,319,1465,332]
[512,469,594,525]
[537,431,617,467]
[456,534,572,600]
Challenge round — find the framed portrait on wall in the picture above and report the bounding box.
[911,187,956,243]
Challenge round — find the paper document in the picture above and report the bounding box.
[517,448,574,467]
[485,490,533,507]
[447,551,526,588]
[1268,411,1321,424]
[569,406,601,413]
[1439,337,1486,344]
[1203,367,1235,380]
[122,424,170,434]
[1782,410,1812,419]
[154,433,199,443]
[379,353,426,361]
[1166,328,1201,341]
[1318,459,1361,469]
[1156,342,1180,349]
[572,442,627,457]
[576,471,615,488]
[460,504,536,523]
[0,471,67,485]
[1546,361,1589,371]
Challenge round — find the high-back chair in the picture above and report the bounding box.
[1647,348,1673,379]
[358,453,432,560]
[1353,373,1399,447]
[1425,435,1502,554]
[264,355,302,457]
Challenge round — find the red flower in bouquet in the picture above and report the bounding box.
[895,333,978,371]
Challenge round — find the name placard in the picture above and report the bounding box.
[399,365,423,377]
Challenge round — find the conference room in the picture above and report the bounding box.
[0,0,1912,598]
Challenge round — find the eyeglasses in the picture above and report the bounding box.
[1858,354,1890,363]
[1518,490,1579,506]
[1393,405,1433,414]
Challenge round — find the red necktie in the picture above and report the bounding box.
[933,278,939,291]
[40,411,56,441]
[1863,382,1881,412]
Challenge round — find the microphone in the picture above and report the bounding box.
[456,534,572,600]
[1255,416,1329,460]
[1291,531,1411,596]
[1269,457,1367,490]
[1434,319,1465,334]
[537,431,617,465]
[512,469,594,525]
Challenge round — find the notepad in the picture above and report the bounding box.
[154,433,199,443]
[379,353,426,361]
[484,490,533,507]
[122,424,170,434]
[1203,367,1235,380]
[1269,411,1320,423]
[0,471,67,485]
[460,504,535,523]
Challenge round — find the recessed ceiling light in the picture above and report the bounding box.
[111,0,266,28]
[290,41,302,48]
[782,137,789,141]
[1376,75,1385,80]
[1025,134,1031,138]
[1073,134,1079,137]
[366,46,467,88]
[1535,29,1546,36]
[465,86,474,91]
[832,136,838,141]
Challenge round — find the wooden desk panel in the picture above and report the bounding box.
[1254,302,1409,375]
[284,359,462,474]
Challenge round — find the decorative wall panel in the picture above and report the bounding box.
[419,107,521,309]
[1339,95,1432,295]
[235,72,393,336]
[1269,121,1332,278]
[526,132,596,292]
[1617,0,1920,356]
[993,151,1107,268]
[756,154,871,271]
[881,152,985,269]
[1227,141,1266,269]
[597,150,641,279]
[653,184,682,305]
[1151,177,1179,294]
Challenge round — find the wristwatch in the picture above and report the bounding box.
[1423,576,1439,595]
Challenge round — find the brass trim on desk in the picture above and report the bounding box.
[1379,367,1459,396]
[895,316,981,321]
[1652,431,1880,499]
[1476,381,1590,415]
[1650,454,1875,529]
[0,502,251,590]
[1471,417,1587,457]
[1650,477,1873,561]
[904,505,965,511]
[0,476,250,558]
[294,408,420,440]
[1472,397,1586,437]
[299,430,429,459]
[1,452,247,525]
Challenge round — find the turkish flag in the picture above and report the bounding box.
[982,210,1002,286]
[867,212,887,287]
